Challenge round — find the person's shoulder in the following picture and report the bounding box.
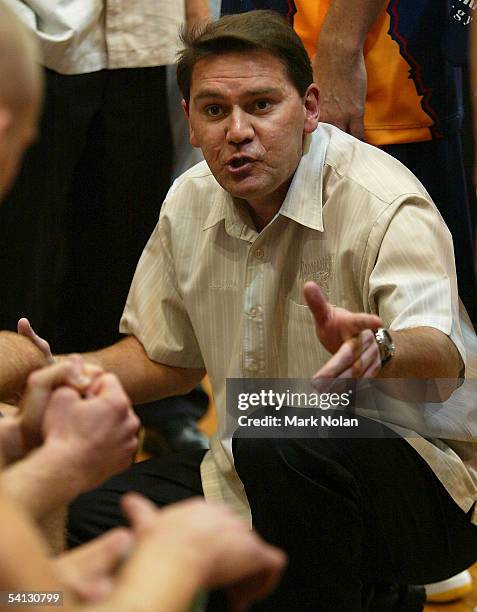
[173,160,216,186]
[321,124,430,207]
[164,161,218,205]
[161,160,223,226]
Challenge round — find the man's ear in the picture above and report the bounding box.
[303,84,320,134]
[181,99,199,148]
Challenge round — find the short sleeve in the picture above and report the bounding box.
[120,211,205,369]
[363,196,465,363]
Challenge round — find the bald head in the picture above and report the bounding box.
[0,1,41,113]
[0,1,42,199]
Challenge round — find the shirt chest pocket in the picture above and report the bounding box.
[285,300,331,378]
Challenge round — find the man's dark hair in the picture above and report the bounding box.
[177,10,313,105]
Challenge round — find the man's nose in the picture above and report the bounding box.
[226,108,254,144]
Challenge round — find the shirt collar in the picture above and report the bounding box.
[278,129,327,232]
[202,126,328,234]
[202,187,230,230]
[202,186,258,241]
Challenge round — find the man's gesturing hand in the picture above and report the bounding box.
[304,282,383,379]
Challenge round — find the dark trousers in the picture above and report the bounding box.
[68,450,207,546]
[0,66,172,353]
[233,423,477,610]
[135,386,209,425]
[383,134,477,326]
[68,418,477,611]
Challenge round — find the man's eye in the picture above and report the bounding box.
[255,100,272,111]
[205,105,222,117]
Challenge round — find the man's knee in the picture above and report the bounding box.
[233,436,357,487]
[233,437,296,473]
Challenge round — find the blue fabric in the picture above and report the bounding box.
[444,0,472,66]
[386,0,463,139]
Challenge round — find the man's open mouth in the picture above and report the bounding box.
[228,156,255,169]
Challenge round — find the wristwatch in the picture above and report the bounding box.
[374,328,395,367]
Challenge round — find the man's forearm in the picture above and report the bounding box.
[185,0,210,28]
[37,507,67,554]
[82,336,205,405]
[312,0,387,138]
[317,0,387,53]
[0,332,47,400]
[0,489,76,609]
[101,544,203,612]
[0,441,89,521]
[0,416,25,464]
[379,327,463,379]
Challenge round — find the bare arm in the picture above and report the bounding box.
[313,0,387,139]
[185,0,210,28]
[0,441,93,522]
[0,416,24,463]
[0,487,76,611]
[0,331,47,400]
[83,335,205,405]
[1,360,139,550]
[0,486,284,612]
[379,327,463,379]
[305,283,463,380]
[95,495,285,612]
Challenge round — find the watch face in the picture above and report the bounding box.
[376,328,395,364]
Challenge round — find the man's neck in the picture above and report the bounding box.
[248,204,279,232]
[246,183,291,232]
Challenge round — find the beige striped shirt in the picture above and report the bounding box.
[121,123,477,524]
[4,0,185,74]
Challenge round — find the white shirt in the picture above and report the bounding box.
[4,0,185,74]
[121,123,477,524]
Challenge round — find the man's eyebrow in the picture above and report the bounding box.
[193,87,283,101]
[193,89,226,101]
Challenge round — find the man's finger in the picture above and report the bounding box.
[316,341,380,380]
[342,312,382,339]
[83,374,133,422]
[303,282,332,327]
[121,492,159,532]
[54,528,133,603]
[17,318,54,364]
[22,361,82,416]
[312,340,359,379]
[362,348,382,379]
[312,332,374,380]
[20,361,84,445]
[87,372,126,398]
[228,547,287,610]
[351,338,380,378]
[61,527,133,574]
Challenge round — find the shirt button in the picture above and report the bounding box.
[254,248,264,259]
[246,359,258,372]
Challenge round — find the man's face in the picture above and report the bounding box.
[185,50,319,215]
[0,101,38,201]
